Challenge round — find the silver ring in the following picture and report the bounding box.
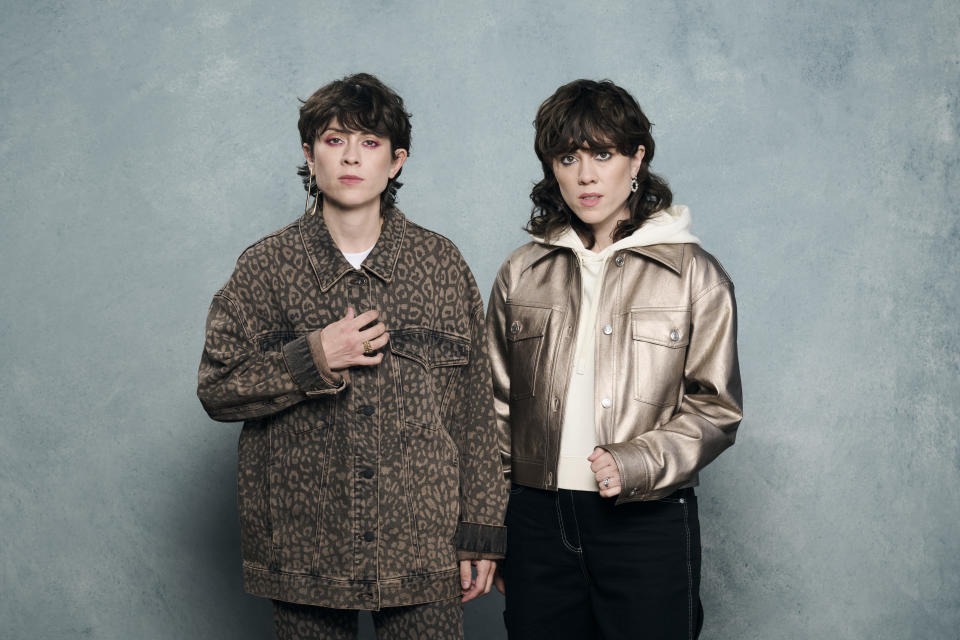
[602,477,610,488]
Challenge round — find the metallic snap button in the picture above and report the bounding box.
[357,277,367,286]
[552,396,560,411]
[602,324,613,335]
[601,397,612,408]
[510,321,521,334]
[615,255,625,267]
[670,329,680,342]
[546,471,553,486]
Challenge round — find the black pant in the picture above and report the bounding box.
[502,485,703,640]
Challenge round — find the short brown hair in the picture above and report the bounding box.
[527,79,672,248]
[297,73,412,210]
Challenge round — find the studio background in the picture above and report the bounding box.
[2,1,957,638]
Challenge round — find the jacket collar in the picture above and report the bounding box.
[622,244,684,274]
[522,241,684,275]
[299,207,407,292]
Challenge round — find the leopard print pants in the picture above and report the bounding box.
[272,597,463,639]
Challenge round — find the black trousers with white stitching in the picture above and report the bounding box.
[502,485,702,640]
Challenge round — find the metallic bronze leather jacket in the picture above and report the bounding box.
[198,209,506,610]
[487,240,742,503]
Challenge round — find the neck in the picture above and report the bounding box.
[587,220,620,253]
[322,200,382,253]
[589,232,614,253]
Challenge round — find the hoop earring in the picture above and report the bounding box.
[630,176,639,193]
[304,171,320,216]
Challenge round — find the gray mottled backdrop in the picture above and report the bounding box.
[2,1,958,638]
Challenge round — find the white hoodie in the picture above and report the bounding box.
[532,205,701,491]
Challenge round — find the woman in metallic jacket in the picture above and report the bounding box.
[487,79,743,639]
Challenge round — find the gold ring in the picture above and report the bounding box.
[363,340,374,356]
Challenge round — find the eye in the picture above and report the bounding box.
[324,136,344,146]
[595,151,612,161]
[361,139,381,148]
[559,155,577,166]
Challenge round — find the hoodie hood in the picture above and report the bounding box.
[533,204,700,258]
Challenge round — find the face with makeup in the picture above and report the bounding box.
[552,144,645,246]
[302,117,407,216]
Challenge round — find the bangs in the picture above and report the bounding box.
[323,107,391,139]
[535,80,648,162]
[549,111,618,157]
[311,80,395,140]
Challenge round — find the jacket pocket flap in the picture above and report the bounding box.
[390,327,470,368]
[505,304,551,342]
[631,308,691,348]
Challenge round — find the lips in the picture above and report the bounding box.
[579,193,602,207]
[338,175,364,185]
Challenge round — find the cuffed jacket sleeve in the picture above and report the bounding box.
[485,263,513,482]
[602,280,742,503]
[197,290,345,423]
[446,294,509,560]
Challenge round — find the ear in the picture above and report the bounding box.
[389,148,408,178]
[302,142,314,171]
[630,145,646,176]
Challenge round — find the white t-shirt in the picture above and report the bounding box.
[342,246,374,269]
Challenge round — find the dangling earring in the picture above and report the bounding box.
[630,176,639,193]
[304,169,320,216]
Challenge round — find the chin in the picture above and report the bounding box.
[325,192,381,211]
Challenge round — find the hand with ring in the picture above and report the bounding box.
[317,307,389,370]
[588,447,622,498]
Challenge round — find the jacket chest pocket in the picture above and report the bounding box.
[390,327,470,428]
[505,303,552,401]
[631,308,690,407]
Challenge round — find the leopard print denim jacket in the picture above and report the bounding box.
[198,208,507,610]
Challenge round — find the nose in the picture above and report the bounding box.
[342,139,360,165]
[577,159,597,185]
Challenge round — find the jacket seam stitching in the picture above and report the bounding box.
[691,278,732,305]
[214,291,252,341]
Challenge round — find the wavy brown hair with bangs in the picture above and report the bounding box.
[297,73,412,211]
[527,79,672,248]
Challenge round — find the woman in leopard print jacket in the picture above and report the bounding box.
[197,73,507,639]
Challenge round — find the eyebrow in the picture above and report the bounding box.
[318,127,380,137]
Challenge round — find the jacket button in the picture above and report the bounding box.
[601,397,612,408]
[602,324,613,335]
[615,255,625,267]
[510,321,521,334]
[360,468,374,479]
[551,397,560,411]
[670,329,680,342]
[363,532,375,542]
[356,405,375,416]
[357,277,368,286]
